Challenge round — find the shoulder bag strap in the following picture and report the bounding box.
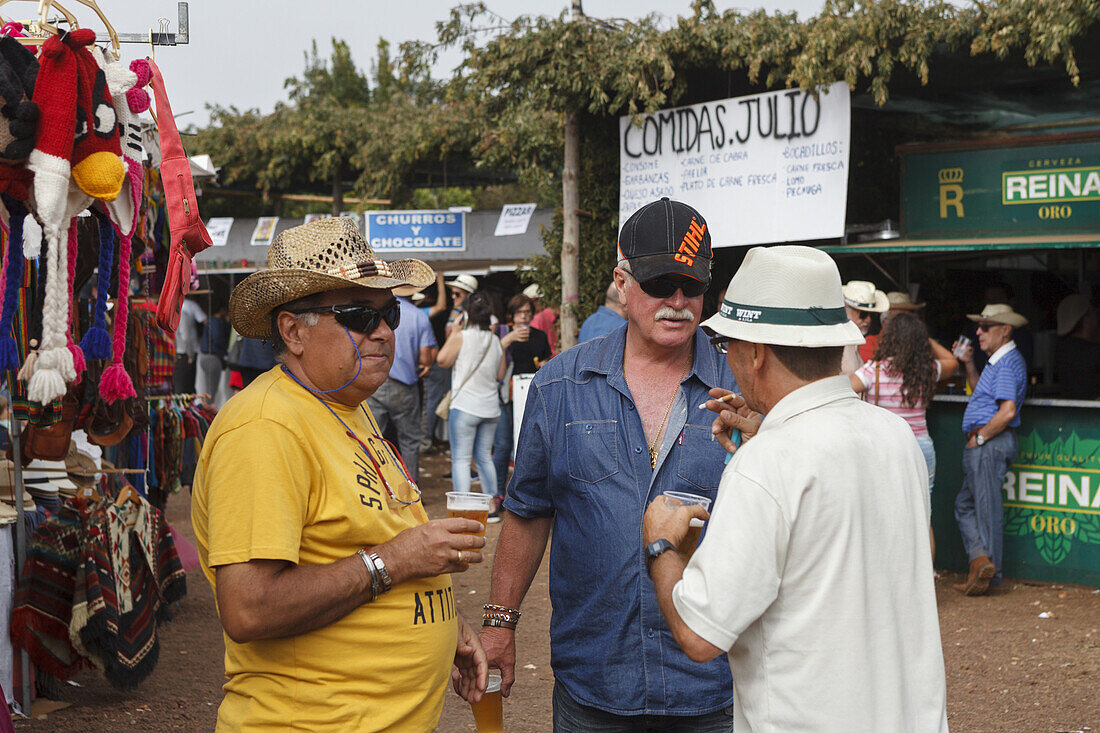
[452,335,493,400]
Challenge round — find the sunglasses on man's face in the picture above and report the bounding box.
[976,323,1001,333]
[709,335,733,355]
[636,275,708,299]
[290,300,401,334]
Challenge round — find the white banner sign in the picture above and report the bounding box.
[619,82,851,246]
[494,203,537,236]
[206,217,234,247]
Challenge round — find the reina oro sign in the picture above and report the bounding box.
[1002,426,1100,585]
[619,82,851,246]
[900,136,1100,238]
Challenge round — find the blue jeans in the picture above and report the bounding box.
[916,433,936,493]
[492,400,514,498]
[366,378,421,484]
[448,407,498,493]
[553,683,733,733]
[420,363,450,450]
[955,430,1017,585]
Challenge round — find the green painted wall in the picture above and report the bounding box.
[928,398,1100,587]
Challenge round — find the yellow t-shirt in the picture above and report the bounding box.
[192,368,455,732]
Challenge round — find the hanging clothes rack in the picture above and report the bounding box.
[0,3,195,713]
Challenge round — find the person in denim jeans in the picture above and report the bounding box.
[481,199,744,731]
[954,303,1028,595]
[438,292,507,495]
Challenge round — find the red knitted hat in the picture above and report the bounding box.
[27,32,79,238]
[69,30,124,200]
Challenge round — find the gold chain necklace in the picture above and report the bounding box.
[629,358,692,470]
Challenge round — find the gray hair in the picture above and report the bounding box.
[270,295,324,362]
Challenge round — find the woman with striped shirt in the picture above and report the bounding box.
[850,312,958,561]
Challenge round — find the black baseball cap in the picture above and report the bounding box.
[617,197,712,284]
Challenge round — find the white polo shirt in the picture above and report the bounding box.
[673,375,948,733]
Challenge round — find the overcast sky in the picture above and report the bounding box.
[42,1,825,129]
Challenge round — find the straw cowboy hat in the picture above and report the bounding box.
[967,303,1028,328]
[702,246,864,347]
[447,274,479,295]
[230,217,435,339]
[886,291,925,310]
[842,280,889,313]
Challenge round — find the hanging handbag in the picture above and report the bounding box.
[148,58,212,334]
[436,337,492,420]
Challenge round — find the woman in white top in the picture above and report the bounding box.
[437,292,507,493]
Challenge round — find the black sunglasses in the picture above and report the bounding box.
[976,323,1000,333]
[636,275,708,299]
[289,300,401,334]
[709,335,733,354]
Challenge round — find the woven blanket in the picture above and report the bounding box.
[10,500,91,680]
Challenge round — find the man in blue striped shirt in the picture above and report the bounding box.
[954,304,1029,595]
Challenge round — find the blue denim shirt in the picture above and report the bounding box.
[504,324,737,716]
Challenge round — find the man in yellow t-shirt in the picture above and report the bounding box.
[192,218,489,732]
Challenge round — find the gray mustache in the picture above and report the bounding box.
[655,307,694,322]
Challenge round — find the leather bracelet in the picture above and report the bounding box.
[367,552,392,593]
[482,617,518,630]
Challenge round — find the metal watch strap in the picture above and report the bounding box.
[368,552,392,592]
[357,548,380,600]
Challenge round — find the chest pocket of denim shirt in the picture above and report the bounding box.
[565,420,619,484]
[677,424,730,492]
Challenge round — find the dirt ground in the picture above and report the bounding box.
[16,450,1098,732]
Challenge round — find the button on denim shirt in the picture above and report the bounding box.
[504,324,737,716]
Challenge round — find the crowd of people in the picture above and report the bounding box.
[182,198,1097,731]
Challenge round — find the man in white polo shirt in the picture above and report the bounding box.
[643,245,948,732]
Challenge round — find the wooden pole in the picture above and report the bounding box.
[559,0,583,350]
[560,110,580,351]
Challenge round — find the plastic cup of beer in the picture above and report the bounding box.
[446,492,493,550]
[471,672,503,732]
[663,491,712,562]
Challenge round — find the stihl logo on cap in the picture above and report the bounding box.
[674,218,707,267]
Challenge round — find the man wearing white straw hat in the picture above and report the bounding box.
[840,279,889,372]
[952,303,1028,595]
[643,245,948,732]
[192,217,488,732]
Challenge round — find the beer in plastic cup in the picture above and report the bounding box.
[471,672,503,732]
[446,492,492,549]
[663,491,712,561]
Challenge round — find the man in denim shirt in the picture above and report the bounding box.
[481,198,748,731]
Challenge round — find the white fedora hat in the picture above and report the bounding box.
[522,283,541,300]
[967,303,1028,328]
[702,246,865,347]
[447,274,479,294]
[842,281,889,313]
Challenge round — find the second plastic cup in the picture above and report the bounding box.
[663,491,712,562]
[471,672,503,732]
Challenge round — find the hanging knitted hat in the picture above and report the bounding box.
[25,213,78,404]
[27,32,79,243]
[0,35,39,165]
[91,48,143,402]
[79,211,113,360]
[69,30,124,201]
[0,193,25,371]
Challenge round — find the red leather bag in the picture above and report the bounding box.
[148,58,211,333]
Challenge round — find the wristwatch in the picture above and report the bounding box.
[645,539,676,573]
[975,433,986,446]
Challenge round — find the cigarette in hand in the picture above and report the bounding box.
[698,393,736,410]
